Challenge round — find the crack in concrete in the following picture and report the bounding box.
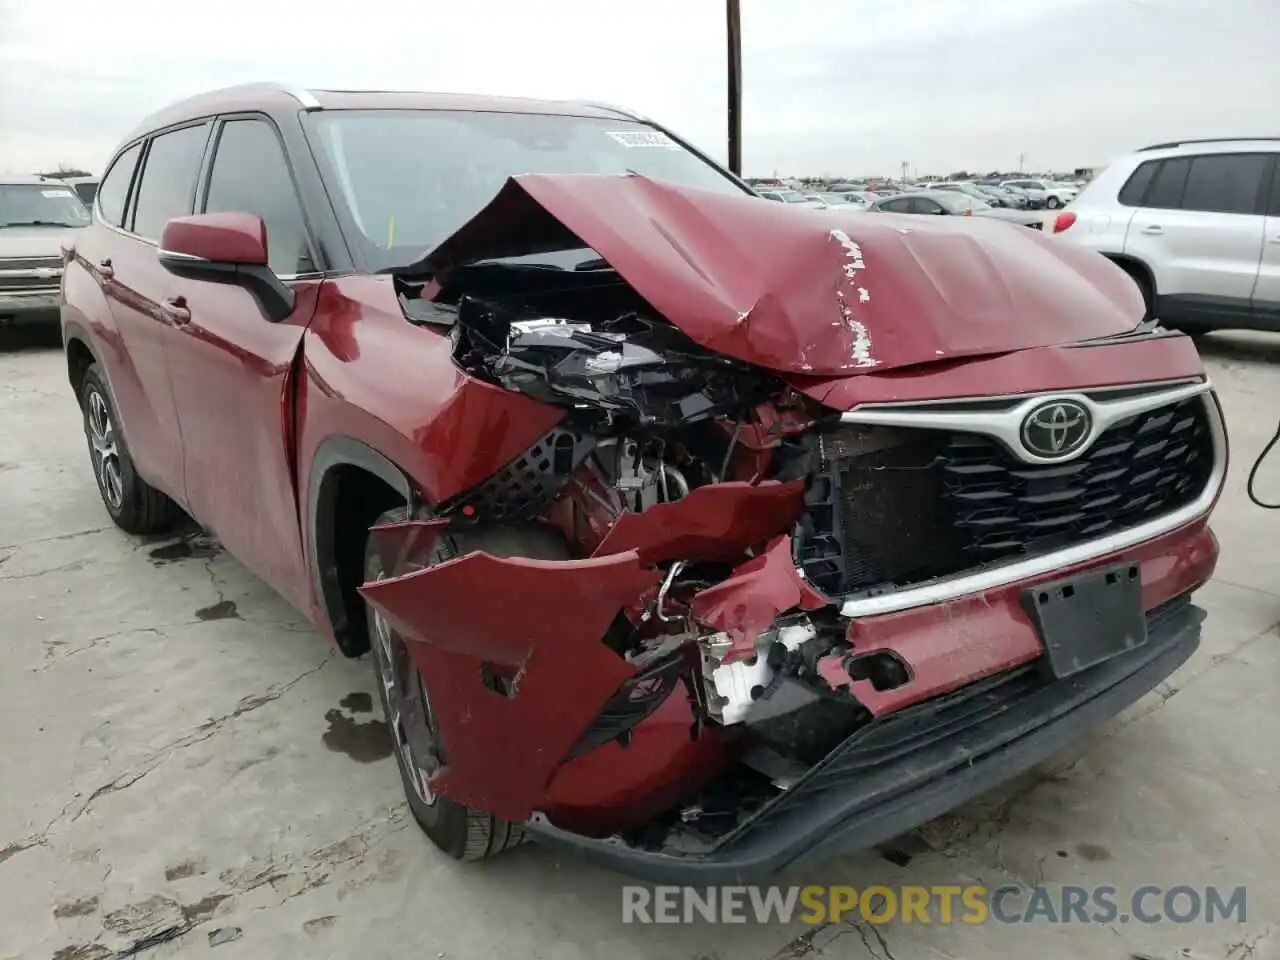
[0,525,110,552]
[40,627,166,668]
[1227,921,1280,960]
[0,559,91,582]
[2,656,332,854]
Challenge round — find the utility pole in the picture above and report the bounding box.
[901,160,909,184]
[1018,152,1026,173]
[727,0,742,175]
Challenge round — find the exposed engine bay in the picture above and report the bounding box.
[380,258,926,853]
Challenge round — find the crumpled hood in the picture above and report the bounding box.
[416,173,1144,376]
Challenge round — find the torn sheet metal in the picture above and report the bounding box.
[366,518,449,576]
[358,549,661,821]
[688,535,829,664]
[590,479,805,564]
[408,173,1144,377]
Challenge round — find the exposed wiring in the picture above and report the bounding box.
[1247,417,1280,509]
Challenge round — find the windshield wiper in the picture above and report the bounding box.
[572,257,614,272]
[0,219,80,228]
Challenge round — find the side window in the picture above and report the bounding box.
[1118,160,1158,207]
[1144,157,1191,210]
[203,119,314,276]
[132,123,210,241]
[96,143,142,228]
[1181,154,1270,215]
[912,198,942,214]
[1269,161,1280,217]
[881,198,909,213]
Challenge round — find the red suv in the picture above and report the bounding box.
[61,83,1225,881]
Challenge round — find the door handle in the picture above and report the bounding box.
[162,296,190,326]
[97,258,114,280]
[1139,225,1164,236]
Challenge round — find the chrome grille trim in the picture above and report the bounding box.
[834,381,1225,618]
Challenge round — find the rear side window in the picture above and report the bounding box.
[131,123,210,241]
[202,119,314,276]
[1117,160,1158,206]
[1181,154,1269,214]
[96,143,141,227]
[1143,157,1191,210]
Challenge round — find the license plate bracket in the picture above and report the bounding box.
[1023,562,1147,679]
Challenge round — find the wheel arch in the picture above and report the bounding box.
[1101,253,1156,317]
[63,321,101,401]
[307,436,417,657]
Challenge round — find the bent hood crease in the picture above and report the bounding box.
[412,173,1145,377]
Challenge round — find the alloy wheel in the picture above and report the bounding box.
[371,579,440,807]
[86,388,123,510]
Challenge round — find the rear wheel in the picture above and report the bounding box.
[363,508,568,860]
[1045,195,1061,210]
[79,364,180,535]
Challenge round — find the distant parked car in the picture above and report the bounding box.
[757,188,826,209]
[867,190,1046,228]
[64,176,100,210]
[0,175,91,326]
[933,182,1008,207]
[1054,137,1280,333]
[825,190,876,207]
[1001,178,1077,210]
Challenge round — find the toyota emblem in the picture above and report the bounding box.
[1020,399,1092,459]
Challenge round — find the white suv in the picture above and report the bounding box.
[1053,138,1280,333]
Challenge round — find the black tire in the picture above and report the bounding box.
[363,508,568,861]
[1045,195,1061,210]
[1115,263,1154,322]
[79,363,180,535]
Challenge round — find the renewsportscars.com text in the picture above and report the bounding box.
[621,884,1248,925]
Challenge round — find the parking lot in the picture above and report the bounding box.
[2,327,1279,960]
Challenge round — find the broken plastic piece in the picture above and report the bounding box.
[590,479,805,564]
[359,549,661,820]
[689,535,829,664]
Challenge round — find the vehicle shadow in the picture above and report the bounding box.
[1190,330,1280,366]
[0,325,61,352]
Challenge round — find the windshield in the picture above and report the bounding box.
[0,183,90,228]
[306,110,747,271]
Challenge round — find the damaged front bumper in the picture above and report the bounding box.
[359,455,1218,878]
[526,595,1204,883]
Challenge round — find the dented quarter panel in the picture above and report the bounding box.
[418,173,1144,377]
[358,543,662,820]
[818,519,1218,716]
[298,277,565,508]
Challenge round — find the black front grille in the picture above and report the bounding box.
[799,396,1215,595]
[946,396,1213,559]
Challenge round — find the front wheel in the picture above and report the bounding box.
[1045,196,1061,209]
[364,508,549,861]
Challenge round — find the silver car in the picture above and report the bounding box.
[0,176,91,326]
[866,190,1048,228]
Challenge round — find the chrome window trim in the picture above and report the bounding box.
[834,382,1226,619]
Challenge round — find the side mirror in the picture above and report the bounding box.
[158,213,295,323]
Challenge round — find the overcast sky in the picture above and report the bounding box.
[0,0,1275,178]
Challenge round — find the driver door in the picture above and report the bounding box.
[164,115,322,613]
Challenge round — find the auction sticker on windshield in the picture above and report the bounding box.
[606,130,680,149]
[42,189,75,198]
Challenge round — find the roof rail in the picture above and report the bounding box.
[1139,136,1280,151]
